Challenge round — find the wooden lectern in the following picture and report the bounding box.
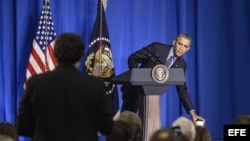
[112,68,185,141]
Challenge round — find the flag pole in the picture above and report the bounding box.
[98,0,103,76]
[44,0,50,72]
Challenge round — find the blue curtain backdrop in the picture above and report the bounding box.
[1,0,250,140]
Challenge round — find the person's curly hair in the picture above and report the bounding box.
[54,33,84,64]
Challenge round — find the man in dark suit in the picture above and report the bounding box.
[121,33,205,123]
[16,33,113,141]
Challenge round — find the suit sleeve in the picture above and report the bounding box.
[176,83,195,114]
[128,42,165,69]
[128,49,150,69]
[174,59,195,114]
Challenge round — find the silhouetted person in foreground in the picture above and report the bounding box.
[16,33,113,141]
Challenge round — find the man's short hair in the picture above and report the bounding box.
[54,33,84,64]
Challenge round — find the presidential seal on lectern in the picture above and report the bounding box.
[151,64,169,84]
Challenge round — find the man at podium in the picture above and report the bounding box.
[120,33,205,123]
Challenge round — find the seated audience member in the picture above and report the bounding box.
[149,128,179,141]
[106,120,133,141]
[116,111,142,141]
[172,116,196,141]
[232,115,250,125]
[0,122,19,141]
[194,126,212,141]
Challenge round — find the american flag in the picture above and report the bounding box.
[25,0,57,82]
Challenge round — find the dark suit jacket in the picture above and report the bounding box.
[128,42,194,113]
[16,64,113,141]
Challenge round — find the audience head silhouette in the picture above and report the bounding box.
[149,128,179,141]
[172,116,196,141]
[116,111,142,141]
[232,115,250,125]
[107,120,133,141]
[194,126,212,141]
[0,122,19,141]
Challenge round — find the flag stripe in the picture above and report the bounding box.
[27,42,45,76]
[32,41,45,71]
[46,41,57,70]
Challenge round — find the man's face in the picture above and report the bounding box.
[173,37,191,57]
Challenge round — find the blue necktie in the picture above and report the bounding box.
[165,56,174,67]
